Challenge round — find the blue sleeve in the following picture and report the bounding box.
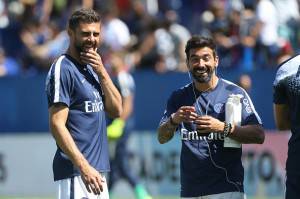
[273,79,287,104]
[241,91,263,126]
[272,56,300,104]
[46,57,73,107]
[159,92,179,125]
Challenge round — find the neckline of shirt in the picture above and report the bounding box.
[193,78,220,95]
[64,54,88,70]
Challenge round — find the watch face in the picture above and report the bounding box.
[223,122,230,136]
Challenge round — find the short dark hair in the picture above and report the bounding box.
[68,8,101,30]
[185,36,217,59]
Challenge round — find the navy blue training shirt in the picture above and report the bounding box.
[45,54,110,181]
[273,55,300,174]
[160,78,262,197]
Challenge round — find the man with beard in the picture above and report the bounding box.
[45,9,122,199]
[273,55,300,199]
[157,36,264,199]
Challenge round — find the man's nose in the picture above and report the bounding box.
[87,34,95,41]
[199,59,206,66]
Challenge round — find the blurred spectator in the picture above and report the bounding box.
[177,0,210,34]
[165,10,191,71]
[0,0,8,29]
[0,48,20,77]
[129,19,161,71]
[102,6,131,52]
[227,1,245,69]
[120,0,153,40]
[0,0,92,75]
[0,0,299,76]
[154,18,181,72]
[255,0,280,68]
[277,41,294,65]
[20,21,69,70]
[239,3,260,71]
[128,15,186,73]
[273,0,300,51]
[208,0,240,68]
[165,10,190,44]
[40,0,93,27]
[237,73,252,93]
[0,1,24,58]
[106,52,152,199]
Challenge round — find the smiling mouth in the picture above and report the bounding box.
[83,42,96,50]
[195,70,208,76]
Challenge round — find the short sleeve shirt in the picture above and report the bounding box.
[273,55,300,173]
[46,54,110,181]
[160,78,262,197]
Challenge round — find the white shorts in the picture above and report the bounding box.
[182,192,246,199]
[56,175,109,199]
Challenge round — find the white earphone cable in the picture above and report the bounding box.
[187,71,241,192]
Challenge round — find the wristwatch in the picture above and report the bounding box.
[223,122,232,137]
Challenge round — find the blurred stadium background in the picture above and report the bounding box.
[1,0,299,198]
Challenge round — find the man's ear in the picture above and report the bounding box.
[67,28,73,37]
[186,58,191,70]
[215,55,219,67]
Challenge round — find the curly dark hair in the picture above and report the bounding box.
[68,8,101,31]
[185,35,217,60]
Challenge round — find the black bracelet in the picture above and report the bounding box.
[223,122,232,137]
[169,114,179,127]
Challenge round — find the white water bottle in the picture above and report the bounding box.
[224,94,243,148]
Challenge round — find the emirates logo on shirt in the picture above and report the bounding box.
[180,127,225,141]
[84,91,104,113]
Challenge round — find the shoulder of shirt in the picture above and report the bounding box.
[277,54,300,70]
[171,82,193,96]
[220,78,255,104]
[274,54,300,85]
[220,78,246,94]
[46,55,74,87]
[50,55,75,72]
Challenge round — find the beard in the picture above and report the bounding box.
[74,38,97,53]
[190,67,215,83]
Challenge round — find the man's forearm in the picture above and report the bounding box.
[157,119,178,144]
[120,95,133,121]
[273,104,291,130]
[51,123,89,169]
[228,124,265,144]
[96,69,122,118]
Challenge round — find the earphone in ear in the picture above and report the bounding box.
[188,70,193,83]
